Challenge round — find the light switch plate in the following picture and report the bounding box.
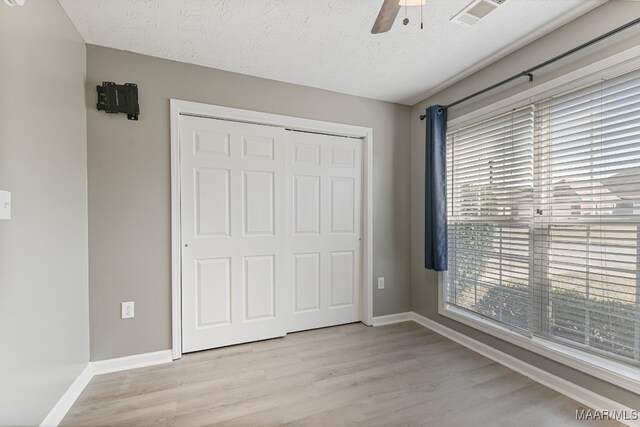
[0,190,11,220]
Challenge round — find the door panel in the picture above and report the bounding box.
[195,168,230,237]
[243,170,274,236]
[181,115,286,353]
[330,251,355,308]
[196,257,231,327]
[293,176,321,235]
[294,252,321,313]
[286,131,362,332]
[331,177,356,233]
[243,255,275,321]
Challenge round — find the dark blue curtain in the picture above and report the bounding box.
[424,105,448,271]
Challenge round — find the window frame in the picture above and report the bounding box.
[438,50,640,395]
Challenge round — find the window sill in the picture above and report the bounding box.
[438,291,640,395]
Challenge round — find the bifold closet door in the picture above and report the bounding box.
[286,131,362,332]
[180,115,287,353]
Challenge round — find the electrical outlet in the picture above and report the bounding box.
[0,190,11,220]
[377,277,385,290]
[121,301,134,319]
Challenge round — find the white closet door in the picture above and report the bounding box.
[180,115,286,353]
[286,131,362,332]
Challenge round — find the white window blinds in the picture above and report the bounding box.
[445,68,640,364]
[446,107,534,332]
[534,70,640,362]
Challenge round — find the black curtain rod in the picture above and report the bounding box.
[419,17,640,120]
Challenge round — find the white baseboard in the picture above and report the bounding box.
[91,350,173,375]
[40,349,173,426]
[410,312,640,427]
[40,363,93,427]
[371,312,412,326]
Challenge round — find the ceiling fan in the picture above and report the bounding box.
[371,0,424,34]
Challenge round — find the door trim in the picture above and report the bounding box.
[170,99,374,360]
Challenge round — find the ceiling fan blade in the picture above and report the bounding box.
[371,0,401,34]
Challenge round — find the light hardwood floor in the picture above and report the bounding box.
[62,322,619,426]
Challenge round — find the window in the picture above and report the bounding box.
[445,68,640,367]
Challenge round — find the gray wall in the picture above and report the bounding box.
[86,45,412,361]
[0,2,90,425]
[410,1,640,410]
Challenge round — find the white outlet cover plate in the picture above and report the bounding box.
[121,301,135,319]
[0,190,11,220]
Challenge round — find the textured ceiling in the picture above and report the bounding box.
[58,0,605,105]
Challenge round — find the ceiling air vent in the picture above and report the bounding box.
[451,0,507,26]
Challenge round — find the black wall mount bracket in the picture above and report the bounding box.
[96,82,140,120]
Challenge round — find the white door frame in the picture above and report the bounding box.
[170,99,374,360]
